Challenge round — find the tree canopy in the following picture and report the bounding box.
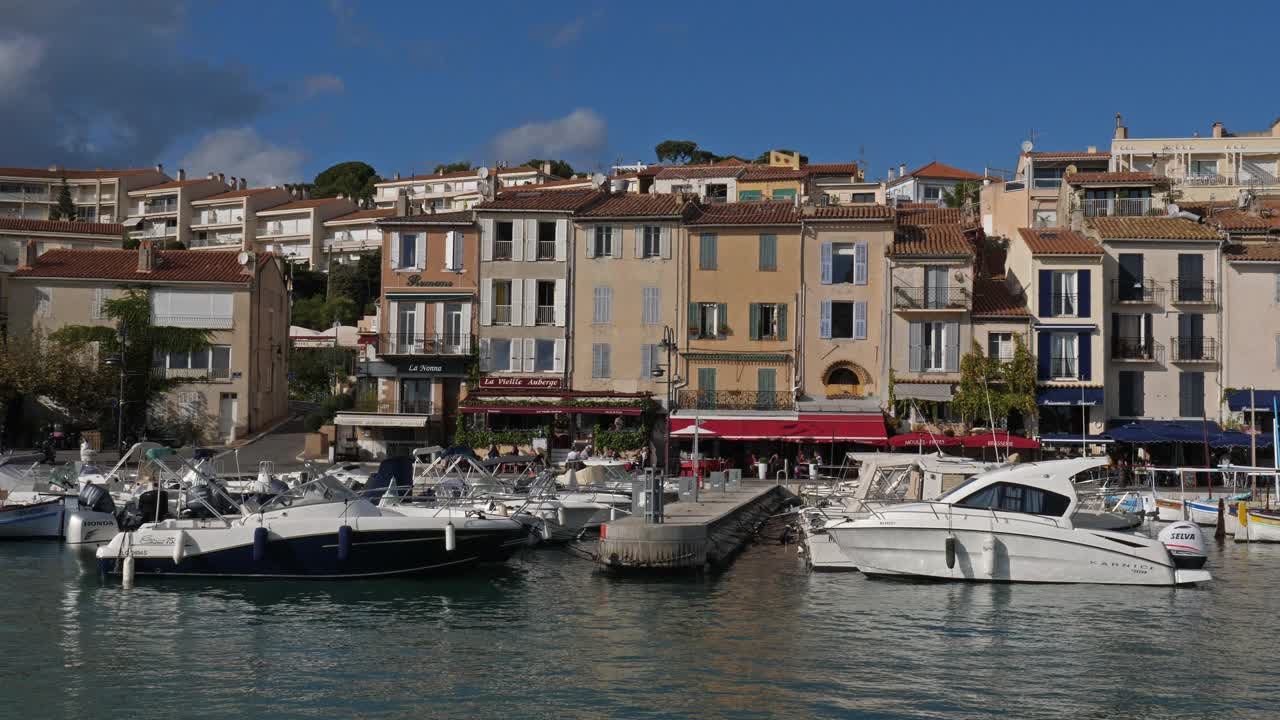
[655,140,728,165]
[526,158,576,178]
[312,161,379,203]
[950,335,1037,428]
[433,161,473,174]
[49,179,76,221]
[943,181,981,209]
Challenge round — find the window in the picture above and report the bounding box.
[489,339,512,371]
[697,367,716,402]
[1117,253,1145,301]
[91,288,109,320]
[396,302,419,349]
[75,206,97,221]
[492,280,512,325]
[772,188,796,201]
[151,289,233,329]
[1051,270,1077,316]
[640,344,659,378]
[751,303,783,340]
[536,221,556,260]
[1190,159,1218,177]
[738,190,763,202]
[642,287,661,325]
[1032,167,1064,189]
[825,242,868,285]
[534,339,556,372]
[494,221,514,260]
[925,266,949,308]
[399,233,418,269]
[445,230,464,271]
[699,233,717,270]
[642,226,661,258]
[535,280,555,325]
[823,301,867,340]
[1179,371,1205,418]
[591,343,612,378]
[1119,371,1144,417]
[759,234,777,271]
[757,368,777,407]
[1050,332,1078,379]
[176,391,204,420]
[693,302,723,338]
[851,193,875,204]
[923,321,946,371]
[705,184,728,203]
[955,482,1071,517]
[592,286,613,324]
[923,186,942,201]
[158,346,231,378]
[399,379,433,414]
[1033,210,1057,228]
[593,226,614,258]
[988,332,1013,362]
[1177,254,1204,302]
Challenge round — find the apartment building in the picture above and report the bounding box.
[124,171,229,247]
[8,242,289,442]
[969,277,1032,429]
[189,185,292,252]
[0,165,168,223]
[373,165,552,212]
[1084,216,1224,424]
[1005,228,1106,436]
[653,164,744,203]
[0,218,125,320]
[886,162,986,206]
[981,148,1110,240]
[255,196,357,269]
[322,207,396,265]
[1111,114,1280,203]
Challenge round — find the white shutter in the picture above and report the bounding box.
[854,301,867,340]
[555,219,567,261]
[585,226,596,259]
[634,226,644,258]
[434,303,444,340]
[480,219,493,261]
[479,337,491,371]
[553,339,565,372]
[511,279,524,326]
[660,226,671,259]
[553,279,566,326]
[611,226,623,258]
[510,339,523,371]
[511,219,525,262]
[819,300,832,339]
[415,301,426,341]
[444,231,455,270]
[415,233,426,269]
[390,231,401,269]
[524,279,537,324]
[524,219,537,261]
[854,243,868,285]
[480,278,493,325]
[460,303,472,343]
[454,231,465,270]
[601,344,611,377]
[523,338,536,372]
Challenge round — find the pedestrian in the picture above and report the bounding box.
[486,443,501,460]
[79,437,95,464]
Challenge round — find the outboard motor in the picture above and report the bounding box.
[184,480,237,518]
[78,483,116,515]
[1159,521,1208,569]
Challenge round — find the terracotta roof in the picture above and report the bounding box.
[686,202,800,226]
[0,166,156,180]
[1088,217,1220,241]
[11,248,261,284]
[1026,151,1111,161]
[804,162,861,176]
[636,166,664,177]
[508,177,593,190]
[193,187,283,202]
[892,223,973,256]
[803,205,895,221]
[129,178,217,193]
[325,208,397,224]
[0,217,123,236]
[739,166,808,181]
[258,198,352,213]
[1225,243,1280,262]
[971,278,1029,318]
[1204,208,1280,232]
[654,165,746,180]
[578,194,688,218]
[378,210,474,226]
[379,165,537,185]
[898,207,962,225]
[475,189,605,212]
[1064,171,1162,185]
[892,161,985,183]
[1017,228,1104,255]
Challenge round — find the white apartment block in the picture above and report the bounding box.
[0,164,168,223]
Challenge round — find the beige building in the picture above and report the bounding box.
[0,217,125,321]
[124,172,228,247]
[255,196,357,269]
[322,207,396,265]
[980,149,1110,241]
[0,165,168,223]
[969,277,1033,428]
[9,242,289,442]
[189,185,292,252]
[373,165,554,212]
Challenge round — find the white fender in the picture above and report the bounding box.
[172,529,186,565]
[444,521,456,552]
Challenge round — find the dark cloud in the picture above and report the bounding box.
[0,1,266,169]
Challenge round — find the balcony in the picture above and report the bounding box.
[353,398,435,415]
[190,233,243,249]
[893,286,969,310]
[536,240,556,260]
[493,240,513,260]
[153,367,233,383]
[1111,279,1163,305]
[493,305,512,325]
[141,200,178,215]
[534,305,555,325]
[1171,279,1217,305]
[1177,173,1227,187]
[1112,336,1164,363]
[380,333,474,356]
[677,389,792,411]
[1032,178,1063,190]
[1082,197,1151,217]
[1171,337,1218,363]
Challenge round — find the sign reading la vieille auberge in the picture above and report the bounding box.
[478,376,563,389]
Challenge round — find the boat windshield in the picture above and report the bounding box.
[262,476,359,510]
[937,473,989,504]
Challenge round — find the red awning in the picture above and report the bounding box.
[887,432,962,448]
[356,334,378,346]
[961,431,1040,449]
[462,404,643,416]
[669,414,886,443]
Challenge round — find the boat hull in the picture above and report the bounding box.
[0,496,72,539]
[803,529,859,571]
[1155,498,1185,523]
[1236,509,1280,543]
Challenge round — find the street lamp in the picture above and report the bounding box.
[102,354,126,456]
[652,325,679,474]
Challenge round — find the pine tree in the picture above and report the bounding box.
[50,178,76,221]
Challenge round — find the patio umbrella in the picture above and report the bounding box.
[961,431,1040,449]
[887,432,962,448]
[670,424,717,437]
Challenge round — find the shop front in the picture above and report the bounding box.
[335,355,469,458]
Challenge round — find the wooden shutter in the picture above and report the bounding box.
[528,220,541,261]
[415,233,425,269]
[1078,332,1092,380]
[819,300,832,339]
[716,302,727,338]
[510,220,524,261]
[553,339,565,372]
[390,231,401,268]
[777,304,787,341]
[524,279,538,325]
[510,280,524,326]
[944,321,960,372]
[480,278,493,326]
[554,279,566,326]
[1037,331,1051,380]
[585,226,596,258]
[602,343,611,377]
[909,322,923,371]
[555,219,568,261]
[611,226,623,258]
[660,226,671,259]
[1038,269,1053,317]
[854,242,868,285]
[1077,269,1091,317]
[757,367,776,393]
[749,303,760,340]
[523,338,536,372]
[479,337,491,371]
[509,339,522,372]
[480,219,493,261]
[854,301,867,340]
[689,302,701,338]
[820,242,832,285]
[443,231,455,270]
[634,226,644,258]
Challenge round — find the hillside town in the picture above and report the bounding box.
[3,113,1279,470]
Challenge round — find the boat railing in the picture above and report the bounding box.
[831,499,1071,530]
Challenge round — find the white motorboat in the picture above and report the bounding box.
[826,458,1212,586]
[96,474,531,579]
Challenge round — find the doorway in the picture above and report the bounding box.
[443,302,464,353]
[218,393,239,440]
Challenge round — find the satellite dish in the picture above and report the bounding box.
[1021,140,1034,153]
[476,166,490,179]
[1065,164,1078,175]
[237,251,250,266]
[1167,203,1181,216]
[591,173,606,189]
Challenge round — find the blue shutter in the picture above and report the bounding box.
[854,243,868,285]
[944,321,960,372]
[1077,269,1091,318]
[1037,331,1051,380]
[688,302,700,337]
[819,300,832,339]
[749,303,760,340]
[909,322,923,371]
[1039,269,1054,317]
[716,303,728,338]
[854,301,867,340]
[1078,332,1092,380]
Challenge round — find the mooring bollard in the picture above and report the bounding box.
[1216,498,1226,540]
[644,468,664,524]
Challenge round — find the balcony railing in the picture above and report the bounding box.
[352,398,434,415]
[1171,279,1217,305]
[1177,173,1227,187]
[536,240,556,260]
[893,286,969,310]
[493,305,512,325]
[1111,278,1162,304]
[189,234,243,248]
[153,367,233,383]
[1032,178,1063,190]
[493,240,513,260]
[1049,357,1078,379]
[1082,197,1152,217]
[1171,336,1218,363]
[142,201,178,215]
[1112,336,1164,363]
[677,389,792,411]
[534,305,555,325]
[380,333,474,356]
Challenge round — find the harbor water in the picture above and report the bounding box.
[3,529,1278,719]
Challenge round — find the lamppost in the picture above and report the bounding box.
[652,325,679,473]
[103,320,128,457]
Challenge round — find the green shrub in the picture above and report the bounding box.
[303,413,325,433]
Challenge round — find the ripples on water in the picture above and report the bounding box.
[2,528,1278,719]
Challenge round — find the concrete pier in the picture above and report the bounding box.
[595,481,794,572]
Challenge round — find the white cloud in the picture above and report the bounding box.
[180,128,305,187]
[547,17,588,48]
[0,34,46,98]
[490,109,608,165]
[302,74,345,97]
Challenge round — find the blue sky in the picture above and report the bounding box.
[4,1,1277,185]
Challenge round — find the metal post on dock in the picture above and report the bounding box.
[643,467,664,524]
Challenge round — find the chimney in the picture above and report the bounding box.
[899,163,907,178]
[228,176,236,189]
[1212,121,1225,138]
[396,189,409,216]
[207,172,215,180]
[238,178,247,190]
[137,240,156,273]
[217,173,225,185]
[394,171,401,180]
[177,168,186,181]
[887,167,895,180]
[1087,145,1097,154]
[155,163,163,174]
[1114,113,1128,140]
[302,187,310,200]
[541,161,552,175]
[18,239,38,270]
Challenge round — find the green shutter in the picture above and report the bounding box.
[777,304,787,341]
[717,303,728,338]
[749,303,760,340]
[739,189,762,202]
[759,234,777,271]
[757,368,776,393]
[688,302,700,337]
[772,188,796,200]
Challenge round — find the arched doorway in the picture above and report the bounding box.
[823,362,870,399]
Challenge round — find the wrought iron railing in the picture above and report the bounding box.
[676,389,792,411]
[536,240,556,260]
[534,305,555,325]
[893,286,969,310]
[153,367,233,383]
[1112,336,1164,362]
[1171,336,1218,363]
[380,333,474,355]
[1111,278,1162,304]
[1082,197,1151,217]
[352,399,434,415]
[1171,279,1217,305]
[493,240,513,260]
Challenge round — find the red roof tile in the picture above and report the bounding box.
[804,162,861,176]
[686,202,800,226]
[636,166,664,177]
[476,189,605,212]
[1026,151,1111,161]
[1088,217,1220,240]
[1225,242,1280,262]
[505,177,593,190]
[12,248,261,284]
[129,178,218,193]
[739,166,808,181]
[1064,171,1162,185]
[803,205,894,221]
[0,218,123,236]
[194,187,284,202]
[892,223,973,257]
[1017,228,1104,255]
[0,166,157,180]
[578,194,688,218]
[654,165,747,180]
[893,161,986,183]
[258,198,352,213]
[972,278,1029,318]
[897,207,962,225]
[325,208,397,224]
[378,210,474,225]
[1204,208,1280,232]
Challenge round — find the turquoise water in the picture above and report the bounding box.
[3,528,1278,719]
